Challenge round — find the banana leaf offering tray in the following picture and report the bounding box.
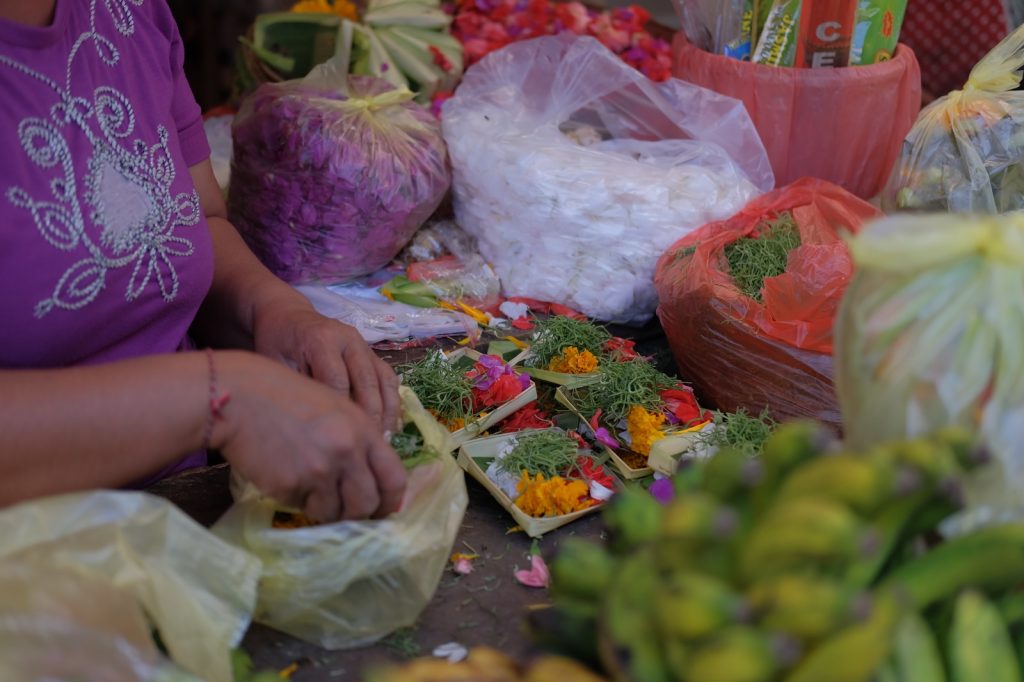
[457,427,619,538]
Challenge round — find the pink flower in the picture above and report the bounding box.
[514,553,550,588]
[588,409,620,449]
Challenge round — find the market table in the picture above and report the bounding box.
[146,321,674,681]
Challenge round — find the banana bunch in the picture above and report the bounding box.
[344,0,464,101]
[533,421,1024,682]
[364,646,608,681]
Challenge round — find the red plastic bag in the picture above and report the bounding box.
[672,34,921,198]
[654,178,881,430]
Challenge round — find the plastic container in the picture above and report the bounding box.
[672,33,921,198]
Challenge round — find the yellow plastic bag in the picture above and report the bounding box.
[884,24,1024,213]
[0,562,201,681]
[836,212,1024,520]
[0,491,261,682]
[212,387,468,649]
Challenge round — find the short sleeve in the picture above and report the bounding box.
[161,3,210,166]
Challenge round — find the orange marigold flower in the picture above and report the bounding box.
[513,471,595,517]
[547,346,599,374]
[626,405,666,456]
[290,0,358,21]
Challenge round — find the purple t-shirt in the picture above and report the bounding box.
[0,0,214,477]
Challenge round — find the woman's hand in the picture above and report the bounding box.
[212,351,407,522]
[251,299,402,433]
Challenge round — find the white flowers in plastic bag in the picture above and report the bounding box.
[442,34,773,325]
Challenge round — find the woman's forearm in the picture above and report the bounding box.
[0,352,211,505]
[187,161,315,350]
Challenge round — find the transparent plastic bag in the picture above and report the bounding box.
[884,24,1024,213]
[655,178,880,431]
[675,0,749,57]
[229,57,450,284]
[0,492,261,682]
[835,212,1024,520]
[212,387,467,649]
[297,282,479,343]
[443,34,771,326]
[0,562,200,682]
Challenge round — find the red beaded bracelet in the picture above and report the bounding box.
[202,348,231,451]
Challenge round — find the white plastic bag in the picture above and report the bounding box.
[442,34,771,325]
[212,387,467,649]
[0,491,260,682]
[835,212,1024,524]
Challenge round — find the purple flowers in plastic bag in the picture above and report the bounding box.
[229,75,451,284]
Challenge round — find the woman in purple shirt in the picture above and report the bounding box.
[0,0,407,523]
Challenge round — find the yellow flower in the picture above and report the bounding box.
[290,0,358,21]
[626,405,666,456]
[429,410,466,432]
[547,346,599,374]
[513,471,595,517]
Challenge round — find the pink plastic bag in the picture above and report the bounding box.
[672,34,921,198]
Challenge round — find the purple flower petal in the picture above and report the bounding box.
[595,427,619,450]
[650,478,674,505]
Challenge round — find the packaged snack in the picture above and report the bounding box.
[752,0,802,66]
[794,0,858,68]
[851,0,908,64]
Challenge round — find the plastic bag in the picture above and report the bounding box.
[0,562,201,682]
[400,220,502,308]
[673,33,921,198]
[229,57,450,284]
[0,491,261,682]
[443,34,771,326]
[212,387,467,649]
[884,24,1024,213]
[297,282,479,343]
[655,178,881,431]
[835,212,1024,519]
[675,0,749,57]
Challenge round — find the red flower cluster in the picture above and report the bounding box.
[499,401,554,432]
[575,456,614,490]
[447,0,672,81]
[604,336,640,361]
[660,387,712,427]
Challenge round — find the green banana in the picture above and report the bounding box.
[888,610,947,682]
[527,600,600,667]
[752,421,833,514]
[659,491,735,543]
[700,446,761,502]
[599,550,670,682]
[933,425,987,471]
[663,637,690,681]
[875,662,900,682]
[844,491,931,589]
[999,592,1024,628]
[748,575,858,642]
[684,627,779,682]
[741,497,865,580]
[602,486,663,553]
[784,591,900,682]
[550,538,616,602]
[881,523,1024,609]
[949,590,1021,682]
[882,438,960,484]
[656,571,748,640]
[772,452,896,515]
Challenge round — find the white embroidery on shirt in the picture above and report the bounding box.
[2,0,199,318]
